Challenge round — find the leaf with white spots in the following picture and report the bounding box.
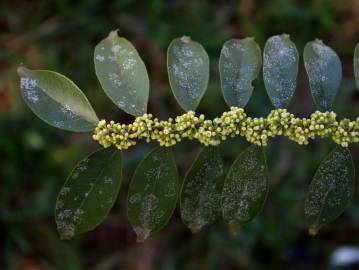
[167,36,209,111]
[263,34,299,108]
[222,145,268,234]
[17,67,99,132]
[127,146,179,242]
[219,38,262,108]
[55,148,122,240]
[180,146,224,233]
[94,30,150,116]
[354,43,359,91]
[305,147,354,235]
[304,40,342,111]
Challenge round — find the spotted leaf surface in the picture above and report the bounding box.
[219,38,262,108]
[94,30,149,116]
[305,147,354,235]
[167,36,209,111]
[127,147,179,242]
[222,145,268,233]
[354,43,359,91]
[18,67,99,132]
[55,148,122,240]
[263,34,299,108]
[304,40,342,111]
[180,146,224,233]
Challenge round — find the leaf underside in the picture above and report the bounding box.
[180,146,225,233]
[304,146,354,235]
[167,36,209,112]
[304,40,342,111]
[219,38,262,108]
[222,145,268,234]
[354,43,359,91]
[263,34,299,108]
[18,67,99,132]
[55,148,122,240]
[94,30,150,116]
[127,146,179,242]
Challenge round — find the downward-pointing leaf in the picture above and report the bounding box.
[127,147,179,242]
[180,146,224,233]
[354,43,359,91]
[304,40,342,111]
[167,36,209,111]
[222,145,268,234]
[305,147,354,235]
[94,30,150,116]
[55,148,122,240]
[18,67,99,132]
[263,34,299,108]
[219,38,262,108]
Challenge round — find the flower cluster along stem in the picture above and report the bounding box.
[92,107,359,150]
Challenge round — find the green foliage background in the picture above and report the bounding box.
[1,0,359,269]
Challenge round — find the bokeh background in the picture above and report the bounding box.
[1,0,359,269]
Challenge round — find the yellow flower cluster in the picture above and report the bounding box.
[93,108,359,149]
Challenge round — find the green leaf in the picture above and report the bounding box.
[263,34,299,108]
[127,146,179,242]
[55,148,122,240]
[94,30,150,116]
[17,67,99,132]
[222,145,268,234]
[304,39,342,111]
[354,43,359,91]
[167,36,209,111]
[180,146,224,233]
[305,147,354,235]
[219,38,262,108]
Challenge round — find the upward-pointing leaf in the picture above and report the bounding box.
[127,147,179,242]
[305,147,354,235]
[180,146,224,233]
[219,38,262,108]
[55,148,122,240]
[94,30,150,116]
[263,34,299,108]
[222,145,268,234]
[167,36,209,111]
[354,43,359,91]
[304,40,342,111]
[18,67,99,132]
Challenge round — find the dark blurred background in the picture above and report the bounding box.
[1,0,359,269]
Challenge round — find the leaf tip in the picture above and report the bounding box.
[313,38,324,45]
[17,66,29,77]
[281,33,290,39]
[180,36,191,44]
[57,224,75,240]
[134,226,151,242]
[308,226,319,236]
[189,222,203,234]
[108,29,119,40]
[228,221,240,236]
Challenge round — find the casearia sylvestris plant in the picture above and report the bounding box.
[18,31,359,241]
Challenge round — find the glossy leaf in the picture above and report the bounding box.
[127,147,179,242]
[219,38,262,108]
[263,34,299,108]
[18,67,99,132]
[167,36,209,111]
[222,145,268,233]
[180,146,224,233]
[94,30,150,116]
[304,39,342,111]
[354,43,359,91]
[305,147,354,235]
[55,148,122,240]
